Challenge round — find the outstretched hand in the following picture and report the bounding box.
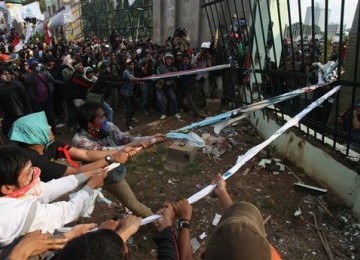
[211,173,227,197]
[64,223,98,241]
[8,231,67,259]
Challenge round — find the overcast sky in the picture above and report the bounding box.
[289,0,358,28]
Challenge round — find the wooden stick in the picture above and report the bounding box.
[310,212,334,260]
[286,165,303,183]
[264,215,272,225]
[315,198,334,217]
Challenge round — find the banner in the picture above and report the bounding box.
[6,3,24,24]
[48,5,73,30]
[0,2,13,28]
[22,2,44,21]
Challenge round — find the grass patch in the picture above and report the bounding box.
[182,161,203,175]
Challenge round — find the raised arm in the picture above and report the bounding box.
[212,173,234,210]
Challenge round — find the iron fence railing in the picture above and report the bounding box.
[80,0,153,40]
[202,0,360,160]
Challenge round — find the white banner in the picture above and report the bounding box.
[0,2,13,28]
[48,5,73,30]
[6,3,24,23]
[22,2,44,21]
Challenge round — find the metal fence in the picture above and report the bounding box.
[80,0,153,40]
[201,0,360,161]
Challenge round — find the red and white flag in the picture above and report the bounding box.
[44,23,51,46]
[11,35,24,52]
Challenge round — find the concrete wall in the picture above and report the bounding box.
[249,110,360,219]
[45,1,82,41]
[152,0,211,48]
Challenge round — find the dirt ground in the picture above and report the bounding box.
[56,108,360,260]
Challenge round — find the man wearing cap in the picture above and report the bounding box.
[204,174,281,259]
[155,174,281,259]
[156,52,181,120]
[194,42,212,107]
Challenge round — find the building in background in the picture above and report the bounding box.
[44,0,82,41]
[328,22,340,36]
[304,2,331,32]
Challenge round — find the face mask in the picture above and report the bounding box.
[90,119,109,139]
[5,167,42,199]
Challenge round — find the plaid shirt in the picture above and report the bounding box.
[71,122,147,151]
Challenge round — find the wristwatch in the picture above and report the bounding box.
[177,219,191,230]
[105,155,113,165]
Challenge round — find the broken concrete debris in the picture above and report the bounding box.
[201,133,228,158]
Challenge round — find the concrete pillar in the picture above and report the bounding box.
[152,0,211,48]
[152,0,162,44]
[328,2,360,124]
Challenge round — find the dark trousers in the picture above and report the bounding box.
[122,95,139,126]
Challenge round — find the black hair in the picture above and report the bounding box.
[76,102,103,131]
[57,229,126,260]
[0,145,29,190]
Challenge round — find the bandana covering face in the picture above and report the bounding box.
[5,167,42,199]
[90,119,110,139]
[8,112,52,146]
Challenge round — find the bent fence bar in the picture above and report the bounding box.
[201,0,360,160]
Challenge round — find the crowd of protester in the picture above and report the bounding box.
[0,26,284,259]
[0,27,227,135]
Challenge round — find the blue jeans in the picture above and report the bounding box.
[102,101,113,122]
[156,86,179,115]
